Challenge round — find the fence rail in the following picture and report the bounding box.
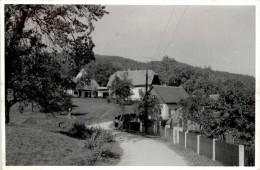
[123,122,255,166]
[164,126,254,166]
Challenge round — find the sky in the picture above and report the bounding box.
[91,5,255,76]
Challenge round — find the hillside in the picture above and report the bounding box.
[94,54,255,92]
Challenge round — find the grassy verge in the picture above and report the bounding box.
[158,138,222,166]
[6,121,122,166]
[67,123,122,165]
[6,98,122,166]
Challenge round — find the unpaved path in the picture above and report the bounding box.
[89,121,189,166]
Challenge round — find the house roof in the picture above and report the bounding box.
[151,85,189,104]
[73,69,87,83]
[107,70,158,87]
[83,79,100,91]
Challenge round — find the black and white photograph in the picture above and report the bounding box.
[1,1,259,168]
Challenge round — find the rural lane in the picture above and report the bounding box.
[89,121,189,166]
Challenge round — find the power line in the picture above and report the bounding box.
[160,6,188,57]
[154,6,175,58]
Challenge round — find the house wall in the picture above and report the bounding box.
[98,91,109,98]
[130,87,145,100]
[130,86,152,101]
[65,89,77,97]
[160,103,181,124]
[98,92,103,97]
[160,104,169,119]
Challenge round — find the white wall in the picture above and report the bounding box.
[130,87,145,100]
[160,104,170,119]
[98,92,103,97]
[108,86,151,100]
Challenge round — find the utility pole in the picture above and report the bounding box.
[144,63,148,133]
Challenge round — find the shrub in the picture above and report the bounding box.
[68,122,117,165]
[68,123,89,139]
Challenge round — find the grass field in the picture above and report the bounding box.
[71,98,135,124]
[5,98,123,166]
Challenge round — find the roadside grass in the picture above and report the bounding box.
[6,98,123,166]
[158,138,223,166]
[6,126,86,166]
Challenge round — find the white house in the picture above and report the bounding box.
[107,70,161,100]
[97,86,109,98]
[150,85,189,120]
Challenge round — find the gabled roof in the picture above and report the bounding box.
[107,70,158,87]
[151,85,189,104]
[73,69,87,83]
[83,79,100,91]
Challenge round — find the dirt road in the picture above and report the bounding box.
[90,121,189,166]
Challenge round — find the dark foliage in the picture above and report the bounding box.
[5,5,108,123]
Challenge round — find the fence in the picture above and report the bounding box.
[162,126,255,166]
[199,135,213,159]
[179,131,185,147]
[215,140,240,166]
[244,147,255,166]
[123,122,255,166]
[186,133,197,153]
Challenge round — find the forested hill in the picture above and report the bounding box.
[94,54,255,94]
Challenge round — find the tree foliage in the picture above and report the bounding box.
[180,79,255,145]
[5,5,108,123]
[109,73,133,105]
[94,54,255,145]
[84,61,121,86]
[135,92,161,126]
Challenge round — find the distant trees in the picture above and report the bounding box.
[5,5,108,123]
[84,61,121,86]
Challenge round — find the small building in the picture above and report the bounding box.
[107,70,161,100]
[150,85,189,120]
[80,79,100,98]
[73,69,100,98]
[97,87,109,98]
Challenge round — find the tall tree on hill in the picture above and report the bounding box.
[5,5,108,123]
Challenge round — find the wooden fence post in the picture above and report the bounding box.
[197,135,201,154]
[165,126,167,138]
[177,129,179,145]
[213,139,216,161]
[173,127,176,144]
[185,132,187,148]
[239,145,245,166]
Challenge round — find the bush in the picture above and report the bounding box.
[68,123,117,165]
[68,123,89,139]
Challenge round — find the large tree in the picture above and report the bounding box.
[5,5,108,123]
[135,91,161,133]
[180,78,255,146]
[109,73,133,105]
